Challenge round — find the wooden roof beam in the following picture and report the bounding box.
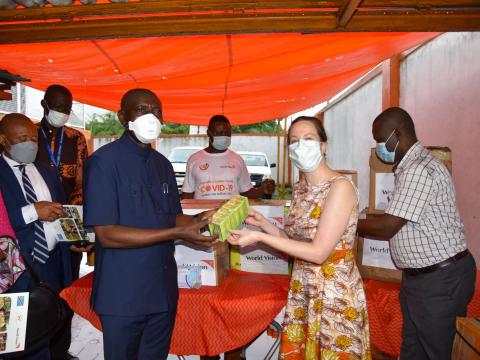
[0,0,343,23]
[1,9,479,44]
[337,0,363,28]
[361,0,480,8]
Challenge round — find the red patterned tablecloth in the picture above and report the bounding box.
[364,275,480,356]
[61,270,480,356]
[60,270,290,356]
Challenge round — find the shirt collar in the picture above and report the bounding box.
[395,142,423,172]
[119,132,152,158]
[2,153,31,169]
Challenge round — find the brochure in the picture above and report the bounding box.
[53,205,95,246]
[0,292,29,354]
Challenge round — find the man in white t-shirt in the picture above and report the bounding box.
[182,115,275,200]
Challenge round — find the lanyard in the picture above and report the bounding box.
[40,127,64,168]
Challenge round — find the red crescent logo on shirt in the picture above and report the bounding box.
[199,163,209,171]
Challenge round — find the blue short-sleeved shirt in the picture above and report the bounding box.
[84,133,181,315]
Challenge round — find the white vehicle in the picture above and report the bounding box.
[168,146,202,188]
[237,151,276,187]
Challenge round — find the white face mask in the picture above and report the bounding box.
[212,136,231,151]
[289,139,323,173]
[128,113,163,144]
[46,108,70,128]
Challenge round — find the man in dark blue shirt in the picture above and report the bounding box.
[83,88,215,360]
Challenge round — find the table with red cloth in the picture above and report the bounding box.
[60,270,480,357]
[60,270,290,356]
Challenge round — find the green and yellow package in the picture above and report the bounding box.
[208,195,249,241]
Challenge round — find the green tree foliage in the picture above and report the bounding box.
[86,112,124,136]
[86,112,191,136]
[232,119,279,134]
[86,113,279,136]
[161,122,190,134]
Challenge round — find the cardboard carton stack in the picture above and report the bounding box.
[175,198,289,286]
[356,147,453,283]
[230,203,290,275]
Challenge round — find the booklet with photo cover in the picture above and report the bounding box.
[53,205,95,246]
[0,293,29,354]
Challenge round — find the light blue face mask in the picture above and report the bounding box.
[375,130,398,163]
[212,136,231,151]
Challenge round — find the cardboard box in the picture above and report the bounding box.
[368,147,452,213]
[230,203,290,275]
[175,205,230,287]
[452,317,480,360]
[355,235,402,283]
[177,199,288,285]
[175,240,229,287]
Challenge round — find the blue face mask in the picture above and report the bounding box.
[376,130,398,163]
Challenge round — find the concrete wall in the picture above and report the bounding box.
[323,75,382,210]
[93,134,287,183]
[400,32,480,260]
[321,32,480,263]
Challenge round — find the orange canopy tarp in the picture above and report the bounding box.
[0,33,438,125]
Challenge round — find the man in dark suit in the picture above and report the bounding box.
[0,113,73,360]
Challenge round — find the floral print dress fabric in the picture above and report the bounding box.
[279,176,371,360]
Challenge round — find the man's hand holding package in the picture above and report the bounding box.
[180,219,217,248]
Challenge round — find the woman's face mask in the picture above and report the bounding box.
[289,139,323,173]
[128,113,163,144]
[376,130,399,163]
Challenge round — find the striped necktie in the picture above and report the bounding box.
[16,165,50,264]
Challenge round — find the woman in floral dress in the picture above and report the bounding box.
[228,116,370,360]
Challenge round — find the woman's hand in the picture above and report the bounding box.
[228,229,264,247]
[245,208,268,229]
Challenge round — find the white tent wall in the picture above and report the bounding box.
[322,75,382,212]
[400,32,480,265]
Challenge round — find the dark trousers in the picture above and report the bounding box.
[399,253,476,360]
[71,252,82,281]
[100,309,177,360]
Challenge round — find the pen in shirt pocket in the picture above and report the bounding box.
[163,182,169,194]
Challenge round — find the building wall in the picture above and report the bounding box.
[94,134,287,183]
[323,76,382,210]
[321,32,480,264]
[400,32,480,261]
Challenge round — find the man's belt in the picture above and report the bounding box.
[403,249,470,276]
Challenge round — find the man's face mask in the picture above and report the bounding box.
[45,102,70,128]
[7,140,38,164]
[212,136,231,151]
[128,113,163,144]
[288,139,323,173]
[376,130,399,164]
